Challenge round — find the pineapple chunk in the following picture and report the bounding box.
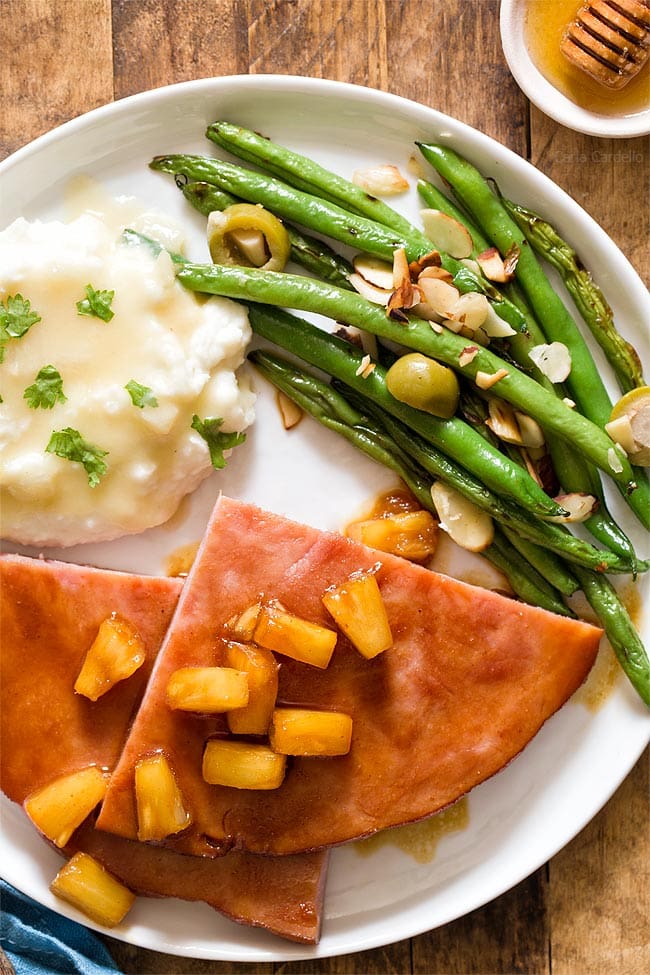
[346,509,438,563]
[225,601,262,641]
[24,766,108,848]
[202,739,286,790]
[165,666,249,713]
[322,570,393,659]
[225,641,279,735]
[50,852,135,927]
[253,599,337,669]
[74,613,145,701]
[134,753,191,841]
[269,707,353,756]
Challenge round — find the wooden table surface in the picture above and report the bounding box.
[1,2,648,973]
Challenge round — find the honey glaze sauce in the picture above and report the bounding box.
[525,0,650,116]
[356,798,470,864]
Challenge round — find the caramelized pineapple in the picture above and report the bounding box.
[225,601,262,641]
[50,852,135,927]
[225,641,279,735]
[322,570,393,659]
[165,666,249,713]
[202,739,286,790]
[253,599,337,669]
[346,509,438,563]
[24,766,108,848]
[74,613,145,701]
[269,707,353,756]
[134,752,191,841]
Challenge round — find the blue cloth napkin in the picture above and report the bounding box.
[0,880,121,975]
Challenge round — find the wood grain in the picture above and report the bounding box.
[0,2,647,973]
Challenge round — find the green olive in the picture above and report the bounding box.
[207,203,291,272]
[385,352,460,419]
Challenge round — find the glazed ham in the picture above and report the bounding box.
[96,496,602,857]
[0,554,327,944]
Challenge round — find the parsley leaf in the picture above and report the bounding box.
[76,284,115,322]
[46,427,109,487]
[191,414,246,470]
[125,380,158,409]
[0,294,41,362]
[24,365,67,410]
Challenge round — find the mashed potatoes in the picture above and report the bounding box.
[0,208,255,546]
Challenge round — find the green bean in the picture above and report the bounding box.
[180,180,354,289]
[499,525,579,596]
[175,261,648,527]
[151,153,419,262]
[206,120,422,241]
[571,566,650,707]
[250,349,573,615]
[501,196,645,394]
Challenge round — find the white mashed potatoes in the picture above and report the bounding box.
[0,202,255,546]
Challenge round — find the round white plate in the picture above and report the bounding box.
[500,0,650,138]
[0,75,648,963]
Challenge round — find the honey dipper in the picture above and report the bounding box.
[560,0,650,89]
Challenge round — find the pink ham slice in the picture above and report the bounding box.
[96,496,602,858]
[0,554,327,944]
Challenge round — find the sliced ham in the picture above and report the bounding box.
[96,496,602,857]
[0,553,327,944]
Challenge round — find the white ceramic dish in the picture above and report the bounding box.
[0,75,648,963]
[500,0,650,138]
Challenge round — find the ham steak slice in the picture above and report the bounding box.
[0,554,327,944]
[96,496,602,857]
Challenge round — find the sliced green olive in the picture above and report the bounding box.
[385,352,460,419]
[207,203,291,272]
[606,386,650,466]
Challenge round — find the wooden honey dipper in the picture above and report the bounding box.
[560,0,650,89]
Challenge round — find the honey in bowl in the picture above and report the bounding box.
[525,0,650,116]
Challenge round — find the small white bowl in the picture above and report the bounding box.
[500,0,650,138]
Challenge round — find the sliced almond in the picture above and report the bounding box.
[349,272,391,306]
[352,164,409,196]
[529,342,572,383]
[476,246,517,283]
[486,400,524,444]
[417,264,453,283]
[605,414,637,455]
[355,354,376,379]
[458,345,480,366]
[353,254,395,291]
[514,411,545,449]
[409,250,442,278]
[481,303,517,338]
[420,209,473,259]
[387,247,422,318]
[475,368,509,390]
[417,276,460,318]
[549,493,598,523]
[276,390,303,430]
[430,482,494,552]
[446,292,490,331]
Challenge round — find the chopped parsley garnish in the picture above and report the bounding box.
[46,427,109,488]
[191,414,246,470]
[24,365,66,410]
[125,380,158,409]
[76,284,115,322]
[0,294,41,362]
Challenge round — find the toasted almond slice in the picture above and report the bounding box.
[481,304,517,338]
[605,414,637,456]
[276,389,303,430]
[420,209,473,259]
[352,164,409,196]
[430,482,494,552]
[349,272,392,306]
[475,368,509,389]
[486,399,524,444]
[515,412,545,449]
[529,342,572,382]
[447,292,490,331]
[353,254,395,290]
[458,345,480,366]
[549,493,598,523]
[476,245,519,283]
[417,276,460,318]
[417,265,454,283]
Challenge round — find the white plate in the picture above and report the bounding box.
[0,75,648,963]
[500,0,650,138]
